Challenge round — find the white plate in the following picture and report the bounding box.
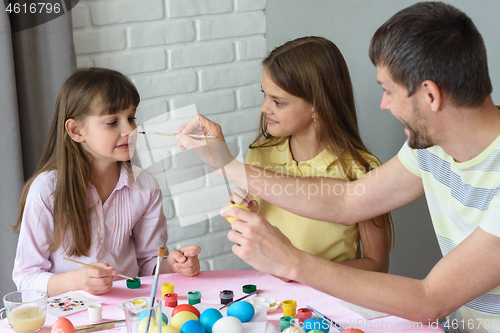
[247,297,281,312]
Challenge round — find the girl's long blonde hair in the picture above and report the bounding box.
[14,67,140,257]
[252,36,394,249]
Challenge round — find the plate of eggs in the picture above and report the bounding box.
[246,297,281,312]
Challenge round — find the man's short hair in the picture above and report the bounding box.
[369,2,492,107]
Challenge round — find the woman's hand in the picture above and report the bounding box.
[76,262,115,295]
[222,187,259,214]
[165,245,201,277]
[176,115,234,172]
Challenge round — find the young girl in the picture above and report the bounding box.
[229,36,393,273]
[12,68,201,297]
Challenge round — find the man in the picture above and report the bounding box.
[177,2,500,331]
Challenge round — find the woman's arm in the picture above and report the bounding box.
[337,214,391,272]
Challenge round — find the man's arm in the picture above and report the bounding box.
[228,213,500,322]
[227,154,424,225]
[177,115,424,225]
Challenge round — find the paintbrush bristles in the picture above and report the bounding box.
[158,247,166,258]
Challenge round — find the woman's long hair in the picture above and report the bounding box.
[14,67,140,257]
[252,36,394,249]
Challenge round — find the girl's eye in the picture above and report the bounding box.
[106,121,117,126]
[129,117,136,122]
[274,100,282,107]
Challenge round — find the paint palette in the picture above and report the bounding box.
[47,291,101,317]
[247,297,281,312]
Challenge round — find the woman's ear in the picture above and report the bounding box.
[65,119,85,143]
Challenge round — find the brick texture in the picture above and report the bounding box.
[72,0,266,271]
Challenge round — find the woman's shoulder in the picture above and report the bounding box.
[358,150,382,168]
[246,138,283,164]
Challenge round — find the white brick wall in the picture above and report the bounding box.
[72,0,267,271]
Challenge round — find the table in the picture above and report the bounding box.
[39,270,444,333]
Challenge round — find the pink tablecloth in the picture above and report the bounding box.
[38,270,444,333]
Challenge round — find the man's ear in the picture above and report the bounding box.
[421,80,442,112]
[65,119,85,143]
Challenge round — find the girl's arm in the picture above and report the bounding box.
[337,214,391,272]
[47,264,115,297]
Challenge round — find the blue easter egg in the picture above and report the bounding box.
[139,310,168,326]
[227,301,255,323]
[303,317,329,332]
[199,308,223,333]
[180,320,205,333]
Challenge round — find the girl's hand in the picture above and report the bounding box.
[167,245,201,277]
[271,275,292,283]
[222,187,259,214]
[76,262,115,295]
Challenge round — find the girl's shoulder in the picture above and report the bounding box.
[128,165,161,190]
[31,170,58,191]
[27,170,58,203]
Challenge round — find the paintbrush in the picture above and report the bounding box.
[75,320,125,332]
[63,257,136,281]
[219,290,259,310]
[307,305,344,331]
[139,131,217,139]
[145,247,166,333]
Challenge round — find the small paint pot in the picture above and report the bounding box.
[161,282,174,298]
[164,293,178,307]
[282,300,297,317]
[126,277,141,289]
[88,304,102,322]
[187,291,202,305]
[242,284,257,294]
[219,290,234,305]
[280,316,294,331]
[297,308,313,324]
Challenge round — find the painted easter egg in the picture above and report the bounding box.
[170,311,198,331]
[138,316,157,333]
[212,316,243,333]
[225,204,250,224]
[139,310,168,326]
[227,301,255,323]
[160,326,180,333]
[51,318,75,333]
[180,320,205,333]
[283,326,306,333]
[171,304,200,318]
[199,308,223,333]
[302,317,329,332]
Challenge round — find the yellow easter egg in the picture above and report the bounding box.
[138,316,157,333]
[161,326,180,333]
[225,204,250,224]
[170,311,198,331]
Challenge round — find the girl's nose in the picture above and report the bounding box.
[122,121,136,136]
[260,99,272,115]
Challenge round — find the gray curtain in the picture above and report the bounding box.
[0,4,76,297]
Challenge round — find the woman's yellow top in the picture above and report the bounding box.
[245,138,380,262]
